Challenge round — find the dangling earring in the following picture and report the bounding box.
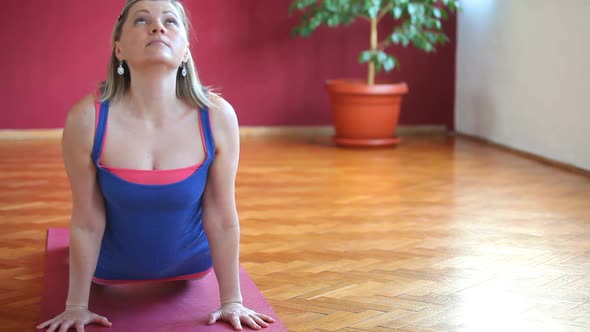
[181,62,187,77]
[117,60,125,76]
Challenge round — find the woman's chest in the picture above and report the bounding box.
[100,112,207,171]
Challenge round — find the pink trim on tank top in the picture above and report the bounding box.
[100,163,202,185]
[92,267,213,285]
[94,96,207,185]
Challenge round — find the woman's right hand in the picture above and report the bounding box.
[36,306,112,332]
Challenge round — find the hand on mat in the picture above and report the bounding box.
[36,306,112,332]
[209,302,275,330]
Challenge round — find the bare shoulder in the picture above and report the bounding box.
[62,93,97,154]
[208,94,238,130]
[207,94,239,152]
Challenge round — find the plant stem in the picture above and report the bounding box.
[377,3,394,22]
[369,17,377,86]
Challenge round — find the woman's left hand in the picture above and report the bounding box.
[208,302,275,330]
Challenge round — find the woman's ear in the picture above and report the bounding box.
[115,42,124,61]
[183,49,191,62]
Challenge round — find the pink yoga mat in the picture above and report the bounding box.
[37,228,287,331]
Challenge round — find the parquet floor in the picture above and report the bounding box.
[1,134,589,332]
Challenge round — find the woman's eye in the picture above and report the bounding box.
[135,17,147,24]
[166,19,178,25]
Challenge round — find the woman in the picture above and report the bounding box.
[37,1,274,331]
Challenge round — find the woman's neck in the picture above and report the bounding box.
[125,67,182,120]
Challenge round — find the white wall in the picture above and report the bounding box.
[455,0,590,171]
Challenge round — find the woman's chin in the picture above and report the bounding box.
[133,58,180,72]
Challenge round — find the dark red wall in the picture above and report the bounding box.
[0,1,456,129]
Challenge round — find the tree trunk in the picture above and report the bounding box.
[368,17,378,86]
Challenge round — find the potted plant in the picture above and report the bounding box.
[289,0,460,147]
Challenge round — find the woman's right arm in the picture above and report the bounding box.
[61,93,106,308]
[37,94,112,332]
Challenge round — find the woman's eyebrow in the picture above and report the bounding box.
[132,9,177,18]
[132,9,150,16]
[164,10,179,18]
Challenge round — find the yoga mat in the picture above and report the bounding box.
[37,228,287,331]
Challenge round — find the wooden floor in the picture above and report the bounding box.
[1,134,589,331]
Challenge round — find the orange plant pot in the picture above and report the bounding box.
[325,79,409,147]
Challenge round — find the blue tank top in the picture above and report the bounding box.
[90,100,215,281]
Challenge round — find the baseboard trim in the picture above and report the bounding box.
[453,132,590,177]
[0,129,63,140]
[396,125,448,135]
[0,125,448,140]
[239,126,333,137]
[238,125,447,137]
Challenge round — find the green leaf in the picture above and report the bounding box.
[358,50,372,63]
[375,62,383,73]
[327,15,340,26]
[435,19,442,30]
[383,56,396,71]
[412,35,426,50]
[433,7,442,19]
[393,6,403,19]
[448,1,456,11]
[366,0,382,18]
[408,3,418,16]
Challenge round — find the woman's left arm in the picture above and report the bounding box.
[202,97,275,331]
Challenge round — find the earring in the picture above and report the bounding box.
[181,62,187,77]
[117,60,125,76]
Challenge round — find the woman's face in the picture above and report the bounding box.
[116,1,189,71]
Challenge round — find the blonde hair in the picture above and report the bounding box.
[99,0,216,109]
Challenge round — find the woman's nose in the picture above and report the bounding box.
[151,22,165,34]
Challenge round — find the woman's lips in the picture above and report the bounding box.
[147,40,169,47]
